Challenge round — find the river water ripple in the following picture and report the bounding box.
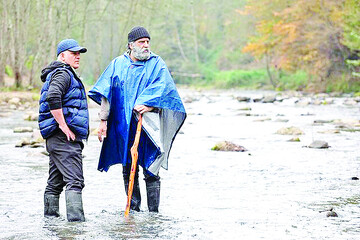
[1,89,360,239]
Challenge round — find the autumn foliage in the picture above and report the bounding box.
[242,0,360,92]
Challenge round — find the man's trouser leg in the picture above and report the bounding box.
[123,164,141,211]
[45,131,85,221]
[144,172,161,212]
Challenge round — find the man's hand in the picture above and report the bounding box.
[50,108,75,141]
[59,124,76,141]
[98,120,107,142]
[134,105,154,114]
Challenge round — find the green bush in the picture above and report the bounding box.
[277,71,308,91]
[5,65,14,77]
[212,69,268,88]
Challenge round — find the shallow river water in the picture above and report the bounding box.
[1,89,360,240]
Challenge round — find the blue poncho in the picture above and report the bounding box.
[88,53,186,175]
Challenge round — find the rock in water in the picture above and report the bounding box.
[287,137,300,142]
[319,207,338,217]
[13,127,33,133]
[276,126,304,135]
[211,141,247,152]
[308,140,329,149]
[326,209,338,218]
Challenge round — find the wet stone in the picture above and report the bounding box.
[15,138,31,147]
[8,97,21,105]
[262,95,276,103]
[318,129,340,134]
[326,210,338,218]
[276,126,304,135]
[274,119,289,122]
[211,141,247,152]
[238,107,252,111]
[23,112,38,121]
[314,120,333,124]
[29,143,44,148]
[236,96,251,102]
[308,140,329,149]
[13,127,33,133]
[288,137,300,142]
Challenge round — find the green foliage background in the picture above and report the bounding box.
[0,0,359,92]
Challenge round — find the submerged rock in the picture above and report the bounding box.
[13,127,33,133]
[15,130,44,147]
[31,129,44,143]
[317,129,340,134]
[333,119,360,128]
[211,141,247,152]
[276,126,304,135]
[238,107,252,111]
[253,117,271,122]
[274,119,289,123]
[319,207,338,218]
[23,112,38,121]
[262,95,276,103]
[308,140,329,149]
[326,208,338,218]
[15,138,31,147]
[8,97,21,105]
[287,137,300,142]
[236,96,251,102]
[314,120,333,124]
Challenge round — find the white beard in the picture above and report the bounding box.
[132,44,150,61]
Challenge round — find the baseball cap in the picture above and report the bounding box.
[57,39,87,56]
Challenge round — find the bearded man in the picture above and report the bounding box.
[89,26,186,213]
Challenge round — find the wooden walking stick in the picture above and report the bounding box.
[125,114,143,217]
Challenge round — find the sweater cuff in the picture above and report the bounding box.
[48,98,62,110]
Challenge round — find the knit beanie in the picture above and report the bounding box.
[128,26,151,42]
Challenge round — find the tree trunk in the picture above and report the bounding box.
[0,0,7,87]
[13,0,22,88]
[265,51,276,88]
[190,0,199,63]
[175,22,189,62]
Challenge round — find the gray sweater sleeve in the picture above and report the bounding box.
[46,71,71,110]
[99,97,110,120]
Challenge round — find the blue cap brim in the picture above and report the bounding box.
[68,46,87,53]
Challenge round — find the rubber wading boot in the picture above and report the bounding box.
[146,180,160,212]
[44,194,60,217]
[65,190,85,222]
[124,178,141,211]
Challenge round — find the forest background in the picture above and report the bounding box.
[0,0,359,93]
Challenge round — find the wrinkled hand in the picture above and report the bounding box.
[98,120,107,142]
[134,105,154,114]
[59,124,75,141]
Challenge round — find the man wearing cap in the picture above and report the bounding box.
[89,27,186,213]
[38,39,89,222]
